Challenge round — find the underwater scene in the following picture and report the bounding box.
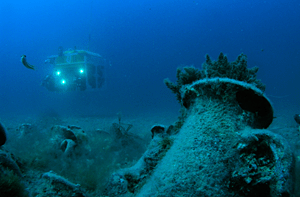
[0,0,300,196]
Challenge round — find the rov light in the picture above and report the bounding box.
[56,71,61,76]
[79,69,84,74]
[61,79,66,84]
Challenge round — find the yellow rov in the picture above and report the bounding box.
[42,47,107,92]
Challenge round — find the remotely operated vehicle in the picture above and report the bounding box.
[42,47,107,92]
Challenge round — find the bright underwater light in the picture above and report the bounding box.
[56,71,61,76]
[79,69,84,74]
[61,79,66,84]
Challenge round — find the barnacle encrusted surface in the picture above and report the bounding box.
[164,53,273,130]
[103,53,292,197]
[202,53,265,91]
[164,52,265,104]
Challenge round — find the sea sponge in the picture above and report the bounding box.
[164,52,265,104]
[164,53,273,129]
[202,53,264,90]
[164,66,203,103]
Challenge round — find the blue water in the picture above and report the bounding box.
[1,0,300,118]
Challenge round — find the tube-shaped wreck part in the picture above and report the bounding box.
[104,53,294,196]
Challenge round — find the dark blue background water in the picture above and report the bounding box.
[1,0,300,118]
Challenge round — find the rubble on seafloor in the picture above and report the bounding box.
[0,118,147,197]
[0,53,299,197]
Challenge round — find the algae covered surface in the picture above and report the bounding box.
[0,112,177,196]
[101,53,299,197]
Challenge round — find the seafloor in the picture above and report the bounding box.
[0,109,178,196]
[0,99,300,197]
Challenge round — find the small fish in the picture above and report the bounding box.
[21,55,35,70]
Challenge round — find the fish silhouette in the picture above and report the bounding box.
[21,55,35,70]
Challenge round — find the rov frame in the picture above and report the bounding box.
[44,49,107,92]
